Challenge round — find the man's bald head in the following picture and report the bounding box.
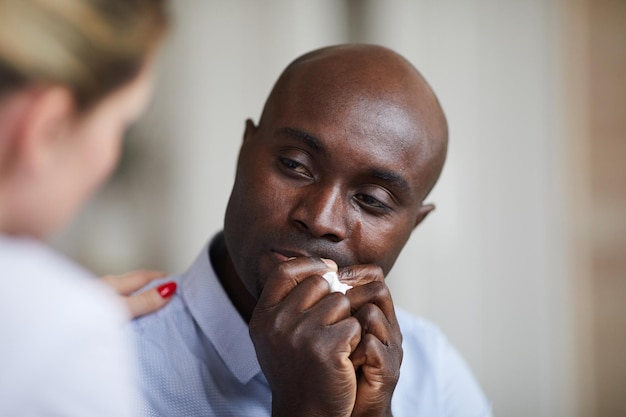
[259,44,448,200]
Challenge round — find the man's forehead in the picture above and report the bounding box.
[268,90,425,159]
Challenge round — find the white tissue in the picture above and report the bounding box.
[322,271,353,294]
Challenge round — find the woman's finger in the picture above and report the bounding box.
[100,270,168,295]
[125,281,177,319]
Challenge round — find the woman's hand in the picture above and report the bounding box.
[100,270,177,319]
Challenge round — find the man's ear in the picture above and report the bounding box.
[242,118,258,143]
[413,203,435,230]
[11,86,75,174]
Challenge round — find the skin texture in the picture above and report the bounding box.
[212,44,448,417]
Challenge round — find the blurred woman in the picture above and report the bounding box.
[0,0,173,415]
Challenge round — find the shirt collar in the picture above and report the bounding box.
[180,236,262,384]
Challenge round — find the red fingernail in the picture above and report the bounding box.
[157,282,177,298]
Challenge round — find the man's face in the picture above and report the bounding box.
[224,76,436,299]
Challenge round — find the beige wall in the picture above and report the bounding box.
[54,1,626,415]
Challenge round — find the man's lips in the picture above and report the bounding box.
[269,248,376,287]
[270,249,311,263]
[268,239,355,267]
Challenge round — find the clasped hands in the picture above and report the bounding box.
[249,257,403,417]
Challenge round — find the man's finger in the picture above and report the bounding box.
[352,302,393,345]
[345,280,398,323]
[337,264,384,288]
[257,257,336,307]
[278,274,336,313]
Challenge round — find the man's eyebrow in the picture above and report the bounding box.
[275,127,410,192]
[370,169,411,193]
[275,127,324,152]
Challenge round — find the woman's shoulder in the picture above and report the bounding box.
[1,235,92,280]
[0,236,136,417]
[0,234,127,328]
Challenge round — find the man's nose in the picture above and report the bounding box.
[290,185,349,242]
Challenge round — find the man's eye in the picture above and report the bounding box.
[355,194,390,211]
[279,157,312,177]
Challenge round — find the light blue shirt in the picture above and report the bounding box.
[130,239,492,416]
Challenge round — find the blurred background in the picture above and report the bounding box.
[53,1,625,416]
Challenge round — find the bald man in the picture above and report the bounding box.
[131,45,491,417]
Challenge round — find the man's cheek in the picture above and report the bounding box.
[361,236,401,271]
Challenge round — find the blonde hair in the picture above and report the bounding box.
[0,0,168,109]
